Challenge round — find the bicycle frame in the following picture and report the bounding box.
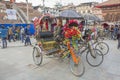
[79,39,96,58]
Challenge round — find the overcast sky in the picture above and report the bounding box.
[6,0,107,7]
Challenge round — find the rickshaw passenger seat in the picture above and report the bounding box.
[38,31,54,41]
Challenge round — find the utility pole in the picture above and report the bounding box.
[43,0,45,14]
[26,0,29,23]
[102,0,103,2]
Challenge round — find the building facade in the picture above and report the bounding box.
[96,0,120,22]
[59,3,75,11]
[76,2,98,14]
[34,5,60,16]
[92,7,103,20]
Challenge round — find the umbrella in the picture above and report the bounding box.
[82,13,103,21]
[58,10,82,19]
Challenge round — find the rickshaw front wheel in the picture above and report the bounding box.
[69,56,85,77]
[32,46,43,66]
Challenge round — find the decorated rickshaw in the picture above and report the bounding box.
[32,13,85,77]
[32,10,107,77]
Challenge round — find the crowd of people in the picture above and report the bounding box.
[102,23,119,40]
[0,24,32,48]
[102,23,120,49]
[0,18,120,50]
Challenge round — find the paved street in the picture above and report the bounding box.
[0,39,120,80]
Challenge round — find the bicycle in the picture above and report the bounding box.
[94,32,110,55]
[79,35,104,67]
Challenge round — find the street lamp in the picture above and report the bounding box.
[26,0,29,23]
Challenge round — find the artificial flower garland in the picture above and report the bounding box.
[64,26,81,51]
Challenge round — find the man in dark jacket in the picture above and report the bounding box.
[24,25,31,46]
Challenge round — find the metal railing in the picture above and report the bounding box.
[12,4,30,23]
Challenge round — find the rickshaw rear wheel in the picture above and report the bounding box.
[86,49,104,67]
[95,42,109,55]
[32,46,43,66]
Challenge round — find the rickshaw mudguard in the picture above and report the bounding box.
[42,41,61,55]
[42,41,57,50]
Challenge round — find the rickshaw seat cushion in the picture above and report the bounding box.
[39,31,53,39]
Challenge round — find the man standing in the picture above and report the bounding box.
[110,25,114,40]
[117,27,120,49]
[20,26,25,43]
[24,25,31,46]
[54,18,64,42]
[0,26,8,48]
[8,27,15,42]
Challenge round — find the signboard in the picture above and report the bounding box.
[6,9,17,20]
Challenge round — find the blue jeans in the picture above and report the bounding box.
[2,38,7,48]
[111,32,114,39]
[9,34,15,42]
[25,35,31,45]
[17,33,21,40]
[21,34,24,43]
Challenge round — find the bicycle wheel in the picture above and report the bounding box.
[70,56,85,77]
[86,49,104,67]
[32,46,43,66]
[95,42,109,55]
